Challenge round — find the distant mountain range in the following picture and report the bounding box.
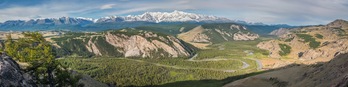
[96,10,232,23]
[0,10,292,32]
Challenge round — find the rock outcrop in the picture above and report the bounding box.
[178,24,259,48]
[55,29,195,58]
[233,31,259,40]
[257,19,348,61]
[327,19,348,28]
[0,53,35,87]
[257,40,281,58]
[105,30,193,58]
[269,28,291,36]
[192,33,210,43]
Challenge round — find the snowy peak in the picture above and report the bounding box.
[96,10,232,23]
[2,17,95,26]
[1,11,240,25]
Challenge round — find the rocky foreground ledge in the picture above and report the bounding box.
[0,53,35,87]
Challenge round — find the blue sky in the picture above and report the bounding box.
[0,0,347,25]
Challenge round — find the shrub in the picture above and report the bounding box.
[296,34,321,49]
[315,34,323,39]
[309,41,321,49]
[284,37,294,42]
[296,34,313,42]
[279,44,291,56]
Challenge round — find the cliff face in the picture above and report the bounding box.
[0,54,35,87]
[233,31,259,40]
[55,29,195,58]
[104,30,193,58]
[269,28,291,36]
[257,19,348,61]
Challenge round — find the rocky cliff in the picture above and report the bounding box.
[269,28,291,36]
[178,23,259,48]
[257,19,348,61]
[0,53,35,87]
[54,29,195,58]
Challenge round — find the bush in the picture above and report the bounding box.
[296,34,313,42]
[279,44,291,56]
[284,37,294,42]
[309,41,321,49]
[296,34,321,49]
[315,34,323,39]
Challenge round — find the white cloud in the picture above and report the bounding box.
[100,4,116,10]
[0,1,101,22]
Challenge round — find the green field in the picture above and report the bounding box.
[59,38,271,87]
[197,40,269,60]
[59,57,258,87]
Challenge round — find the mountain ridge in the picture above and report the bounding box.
[0,11,290,27]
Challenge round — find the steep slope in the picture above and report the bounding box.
[246,24,295,36]
[0,53,35,87]
[269,28,291,36]
[53,29,195,58]
[257,19,348,62]
[224,53,348,87]
[178,23,259,48]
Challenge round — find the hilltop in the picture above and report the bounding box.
[255,19,348,67]
[178,23,259,48]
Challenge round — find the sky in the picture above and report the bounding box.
[0,0,347,25]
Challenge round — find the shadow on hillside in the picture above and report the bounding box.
[144,53,348,87]
[148,70,269,87]
[147,66,297,87]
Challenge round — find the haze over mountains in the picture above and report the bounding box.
[0,10,290,31]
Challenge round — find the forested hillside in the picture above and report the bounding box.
[53,29,196,58]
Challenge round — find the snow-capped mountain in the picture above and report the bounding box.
[0,10,239,26]
[0,10,289,31]
[1,17,94,26]
[96,10,232,23]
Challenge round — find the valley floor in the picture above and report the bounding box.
[59,40,271,87]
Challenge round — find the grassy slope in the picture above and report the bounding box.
[196,39,269,60]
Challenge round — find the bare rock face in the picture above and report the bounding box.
[233,31,259,41]
[269,28,290,36]
[56,29,195,58]
[192,33,210,43]
[86,37,102,56]
[297,40,348,60]
[0,54,35,87]
[230,25,247,30]
[178,24,259,48]
[105,30,193,58]
[328,19,348,28]
[257,40,281,58]
[299,49,322,60]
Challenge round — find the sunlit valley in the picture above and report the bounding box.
[0,0,348,87]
